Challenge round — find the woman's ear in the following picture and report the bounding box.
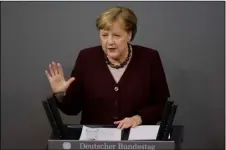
[128,31,132,42]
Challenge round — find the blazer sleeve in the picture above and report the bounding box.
[55,50,84,115]
[137,50,170,124]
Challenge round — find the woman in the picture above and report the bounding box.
[45,6,170,129]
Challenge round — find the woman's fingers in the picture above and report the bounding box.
[49,62,62,76]
[115,117,137,129]
[57,63,64,76]
[52,62,58,74]
[117,118,129,129]
[114,121,121,124]
[49,63,55,76]
[45,70,51,80]
[121,123,131,129]
[118,122,132,129]
[117,121,124,129]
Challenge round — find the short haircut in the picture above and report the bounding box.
[96,6,137,41]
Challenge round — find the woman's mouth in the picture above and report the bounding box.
[108,48,117,51]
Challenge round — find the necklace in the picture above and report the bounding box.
[104,44,132,69]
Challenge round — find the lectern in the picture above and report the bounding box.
[43,97,183,150]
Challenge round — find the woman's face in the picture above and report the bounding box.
[100,20,132,61]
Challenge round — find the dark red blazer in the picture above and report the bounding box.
[56,45,170,125]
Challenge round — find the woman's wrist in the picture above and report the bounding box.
[53,91,66,101]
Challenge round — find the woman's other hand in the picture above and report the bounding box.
[114,115,142,129]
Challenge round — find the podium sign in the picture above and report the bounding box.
[48,140,175,150]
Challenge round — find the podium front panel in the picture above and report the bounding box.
[48,140,175,150]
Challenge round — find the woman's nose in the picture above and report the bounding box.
[107,36,115,44]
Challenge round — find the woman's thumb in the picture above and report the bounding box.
[67,77,75,85]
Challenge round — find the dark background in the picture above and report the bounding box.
[1,1,225,149]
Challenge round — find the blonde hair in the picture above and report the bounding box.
[96,6,137,41]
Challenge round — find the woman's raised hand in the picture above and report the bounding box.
[45,62,75,93]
